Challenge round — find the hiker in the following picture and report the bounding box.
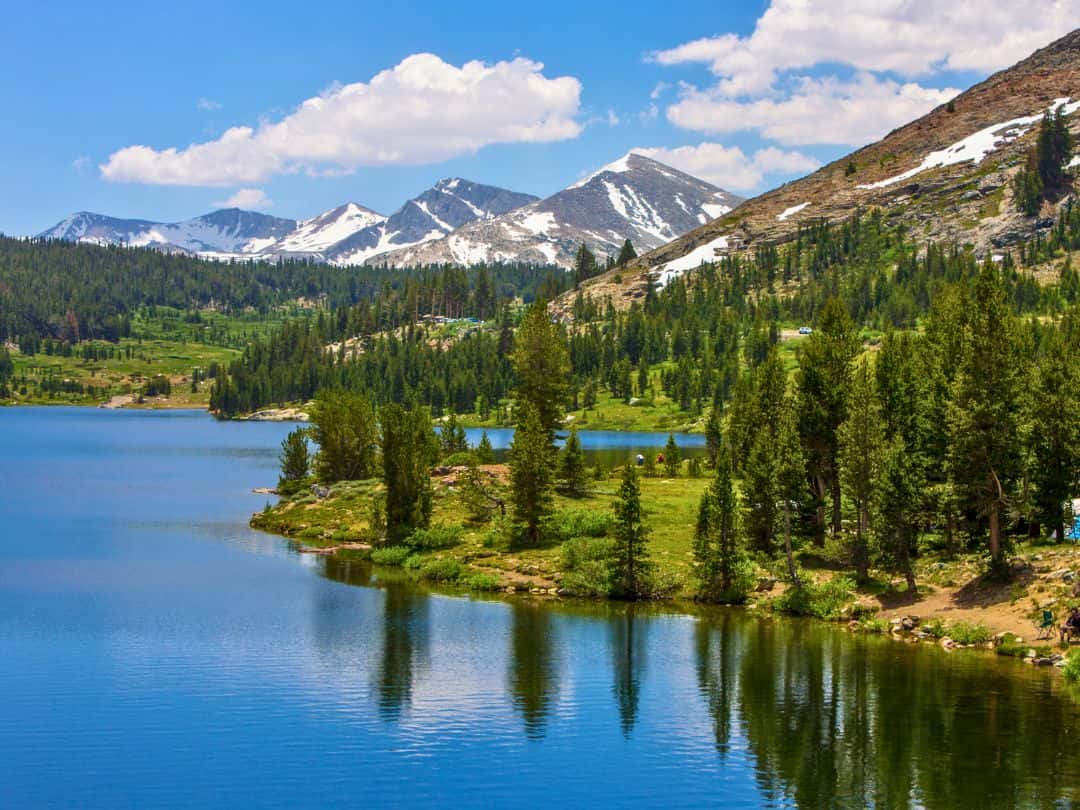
[1062,608,1080,644]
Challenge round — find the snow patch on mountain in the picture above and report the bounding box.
[859,97,1080,191]
[777,202,810,221]
[652,235,730,289]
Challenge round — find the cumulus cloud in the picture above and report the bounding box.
[654,0,1078,145]
[669,73,958,147]
[103,54,582,186]
[213,188,272,209]
[633,143,820,191]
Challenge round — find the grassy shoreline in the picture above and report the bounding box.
[251,466,1080,667]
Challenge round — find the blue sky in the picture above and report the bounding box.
[2,0,1075,234]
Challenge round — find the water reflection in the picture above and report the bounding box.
[610,606,646,737]
[377,583,429,721]
[508,602,558,739]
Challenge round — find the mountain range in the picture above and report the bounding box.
[565,28,1080,311]
[39,155,740,268]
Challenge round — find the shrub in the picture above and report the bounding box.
[402,554,426,572]
[417,557,464,582]
[405,524,463,550]
[1064,650,1080,683]
[462,572,501,591]
[298,527,324,539]
[778,575,855,621]
[442,451,476,467]
[559,536,616,597]
[370,546,411,566]
[947,621,992,645]
[546,509,613,542]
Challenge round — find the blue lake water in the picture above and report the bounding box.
[2,407,1079,808]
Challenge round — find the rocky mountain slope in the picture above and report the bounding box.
[40,180,538,264]
[370,154,742,268]
[568,28,1080,311]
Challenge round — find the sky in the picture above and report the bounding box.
[2,0,1077,235]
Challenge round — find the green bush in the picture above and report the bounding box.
[442,451,476,467]
[370,546,411,566]
[418,557,464,582]
[405,524,463,550]
[778,575,856,620]
[298,527,324,539]
[857,617,890,634]
[947,621,992,645]
[462,572,501,591]
[402,553,427,572]
[1063,650,1080,682]
[546,509,613,542]
[559,536,615,597]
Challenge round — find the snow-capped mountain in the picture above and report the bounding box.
[39,179,538,264]
[370,154,743,268]
[324,179,538,265]
[41,209,298,255]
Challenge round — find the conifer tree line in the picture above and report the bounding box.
[0,235,570,347]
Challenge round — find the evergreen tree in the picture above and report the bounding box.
[559,428,589,497]
[705,406,724,468]
[439,412,468,457]
[380,403,439,545]
[616,239,638,267]
[277,428,310,496]
[512,300,569,440]
[309,390,378,483]
[1013,147,1044,217]
[509,402,555,546]
[612,465,651,598]
[663,434,680,478]
[694,446,752,602]
[1030,329,1080,541]
[474,431,496,464]
[1037,104,1074,192]
[775,391,806,586]
[837,359,886,583]
[947,262,1025,575]
[573,243,599,287]
[797,297,860,541]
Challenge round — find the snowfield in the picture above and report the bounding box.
[858,98,1080,191]
[777,202,810,221]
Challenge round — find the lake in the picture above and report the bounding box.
[2,407,1078,808]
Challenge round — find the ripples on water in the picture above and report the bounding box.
[1,408,1078,808]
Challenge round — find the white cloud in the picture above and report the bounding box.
[197,97,222,111]
[654,1,1078,146]
[633,143,820,191]
[213,188,272,209]
[606,109,620,126]
[654,1,1079,94]
[102,54,582,186]
[72,156,91,174]
[669,73,958,146]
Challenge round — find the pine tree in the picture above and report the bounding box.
[380,404,439,545]
[512,300,569,440]
[559,428,589,497]
[947,262,1025,575]
[573,243,599,287]
[277,428,310,496]
[663,434,680,478]
[837,359,886,583]
[1030,329,1080,541]
[616,239,637,267]
[694,446,751,602]
[612,465,651,598]
[797,297,860,541]
[509,402,555,546]
[775,391,806,586]
[1013,147,1044,216]
[309,390,378,483]
[475,431,496,464]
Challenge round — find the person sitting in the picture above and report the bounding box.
[1062,608,1080,645]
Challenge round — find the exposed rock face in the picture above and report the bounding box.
[371,154,742,268]
[564,28,1080,313]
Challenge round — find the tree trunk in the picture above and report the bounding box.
[831,473,842,536]
[784,502,799,586]
[988,499,1002,569]
[854,508,869,583]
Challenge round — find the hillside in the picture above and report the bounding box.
[567,28,1080,311]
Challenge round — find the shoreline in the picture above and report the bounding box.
[252,475,1080,670]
